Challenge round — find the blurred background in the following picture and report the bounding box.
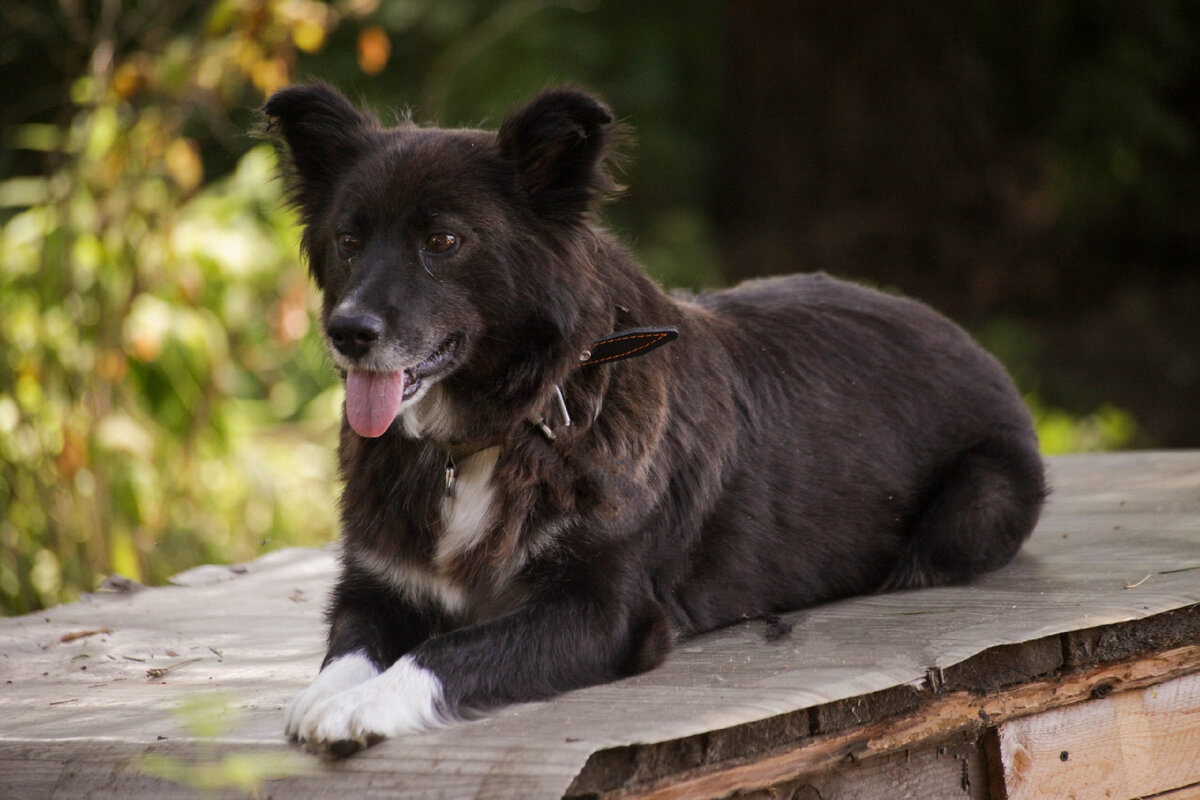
[2,0,1198,614]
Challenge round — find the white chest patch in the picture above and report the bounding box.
[341,442,502,617]
[436,445,500,567]
[401,384,456,440]
[347,549,470,614]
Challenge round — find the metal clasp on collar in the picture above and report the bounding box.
[533,385,571,441]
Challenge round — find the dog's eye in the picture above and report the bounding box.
[424,232,458,254]
[336,233,361,258]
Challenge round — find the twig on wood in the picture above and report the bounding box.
[49,627,112,645]
[146,658,202,680]
[1124,574,1152,589]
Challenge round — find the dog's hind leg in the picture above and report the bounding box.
[881,437,1046,591]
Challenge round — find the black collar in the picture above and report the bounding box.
[577,326,678,368]
[526,326,678,442]
[446,326,680,485]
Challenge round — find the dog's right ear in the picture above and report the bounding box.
[260,84,379,213]
[498,89,620,223]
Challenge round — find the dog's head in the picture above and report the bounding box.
[262,86,618,439]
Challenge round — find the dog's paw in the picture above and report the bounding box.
[284,652,380,741]
[294,654,447,755]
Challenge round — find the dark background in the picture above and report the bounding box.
[6,0,1199,446]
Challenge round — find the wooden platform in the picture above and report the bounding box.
[2,451,1198,799]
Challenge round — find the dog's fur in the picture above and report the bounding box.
[262,85,1046,755]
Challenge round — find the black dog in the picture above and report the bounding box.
[262,85,1045,755]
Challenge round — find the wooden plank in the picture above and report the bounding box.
[0,759,68,799]
[729,737,991,800]
[590,645,1200,800]
[995,672,1200,800]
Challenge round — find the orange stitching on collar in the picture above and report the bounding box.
[580,332,672,367]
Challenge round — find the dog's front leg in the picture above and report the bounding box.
[286,568,453,755]
[295,549,672,755]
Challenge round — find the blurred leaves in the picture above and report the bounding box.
[135,693,309,794]
[1029,398,1137,455]
[0,1,344,615]
[0,131,342,612]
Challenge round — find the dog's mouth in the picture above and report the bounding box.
[344,336,459,438]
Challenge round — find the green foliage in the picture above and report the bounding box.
[976,318,1138,454]
[0,1,343,615]
[1028,397,1138,455]
[135,693,308,795]
[0,127,342,612]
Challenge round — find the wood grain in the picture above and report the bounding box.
[996,672,1200,800]
[1145,783,1200,800]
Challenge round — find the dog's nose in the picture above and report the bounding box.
[327,311,384,359]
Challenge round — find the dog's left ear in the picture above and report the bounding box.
[498,89,619,221]
[260,84,381,287]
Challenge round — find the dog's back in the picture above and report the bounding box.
[654,272,1044,632]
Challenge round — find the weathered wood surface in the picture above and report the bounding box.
[994,670,1200,800]
[598,644,1200,799]
[1,451,1198,799]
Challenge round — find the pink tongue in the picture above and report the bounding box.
[345,370,407,438]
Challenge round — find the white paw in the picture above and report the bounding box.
[284,652,380,740]
[294,654,446,755]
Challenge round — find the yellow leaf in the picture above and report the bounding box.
[165,138,203,194]
[292,20,326,53]
[110,528,142,582]
[112,62,144,100]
